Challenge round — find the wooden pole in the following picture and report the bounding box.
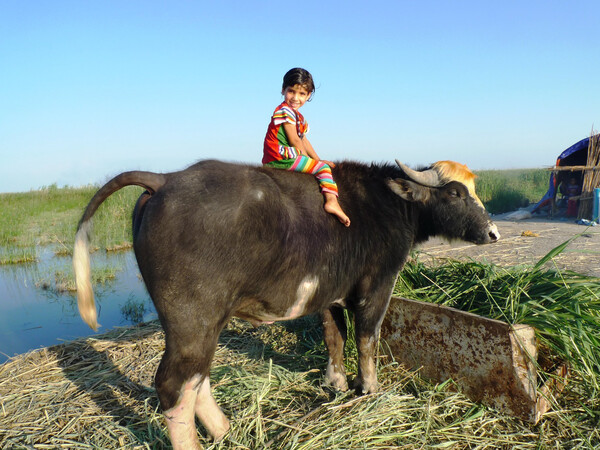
[548,165,600,172]
[578,133,600,220]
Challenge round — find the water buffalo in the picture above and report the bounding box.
[73,159,499,449]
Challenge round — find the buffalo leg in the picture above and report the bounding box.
[353,287,393,394]
[194,376,230,440]
[321,306,348,391]
[155,319,230,448]
[163,375,202,450]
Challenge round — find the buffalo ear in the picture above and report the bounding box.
[386,178,431,203]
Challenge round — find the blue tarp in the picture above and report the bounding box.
[532,137,591,212]
[556,136,591,161]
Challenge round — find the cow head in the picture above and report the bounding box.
[390,160,500,244]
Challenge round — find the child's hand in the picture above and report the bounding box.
[320,160,336,168]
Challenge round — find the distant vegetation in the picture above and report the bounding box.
[475,168,549,214]
[0,184,142,264]
[0,168,550,262]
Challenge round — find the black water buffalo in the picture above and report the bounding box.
[73,159,499,449]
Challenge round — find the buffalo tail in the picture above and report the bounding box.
[72,171,166,330]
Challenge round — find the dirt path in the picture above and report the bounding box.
[417,214,600,277]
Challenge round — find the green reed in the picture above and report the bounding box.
[475,168,549,214]
[0,184,143,264]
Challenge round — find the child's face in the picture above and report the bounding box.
[282,84,310,110]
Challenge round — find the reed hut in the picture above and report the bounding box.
[532,133,600,219]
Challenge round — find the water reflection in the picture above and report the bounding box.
[0,248,156,364]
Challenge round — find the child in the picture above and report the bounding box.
[565,176,581,217]
[263,68,350,227]
[565,177,581,198]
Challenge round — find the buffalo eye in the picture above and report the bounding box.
[448,189,459,198]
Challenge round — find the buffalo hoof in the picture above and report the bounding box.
[324,370,349,392]
[353,377,379,395]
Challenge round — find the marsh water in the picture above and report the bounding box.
[0,248,156,364]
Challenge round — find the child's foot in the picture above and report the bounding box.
[324,195,351,227]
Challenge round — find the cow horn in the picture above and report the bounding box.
[395,159,441,187]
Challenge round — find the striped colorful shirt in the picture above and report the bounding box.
[262,102,309,164]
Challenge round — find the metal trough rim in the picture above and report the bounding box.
[380,296,569,423]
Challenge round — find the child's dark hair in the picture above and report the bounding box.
[282,68,315,98]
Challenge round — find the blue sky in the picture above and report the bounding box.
[1,1,599,193]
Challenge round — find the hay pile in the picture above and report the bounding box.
[0,322,166,449]
[1,316,598,448]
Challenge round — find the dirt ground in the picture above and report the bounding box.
[417,213,600,277]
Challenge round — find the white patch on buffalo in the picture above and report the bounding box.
[360,369,378,394]
[165,375,203,450]
[357,336,379,394]
[472,201,500,241]
[195,377,230,441]
[285,275,319,319]
[488,220,501,240]
[251,189,265,201]
[325,357,348,391]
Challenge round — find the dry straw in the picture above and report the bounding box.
[1,310,599,448]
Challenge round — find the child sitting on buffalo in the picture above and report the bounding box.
[262,68,350,227]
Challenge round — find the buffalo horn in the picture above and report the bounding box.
[395,159,441,187]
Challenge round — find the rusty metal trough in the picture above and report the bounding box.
[380,296,568,424]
